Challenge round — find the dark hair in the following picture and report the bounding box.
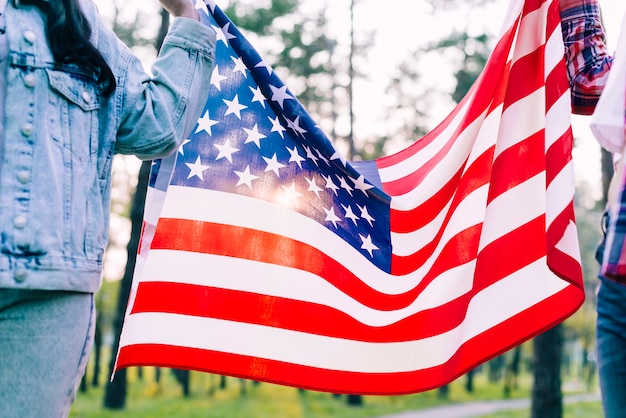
[20,0,116,96]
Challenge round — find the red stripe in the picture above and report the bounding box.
[388,145,494,234]
[117,284,583,395]
[151,218,419,311]
[131,217,547,343]
[503,47,545,111]
[523,0,546,16]
[380,132,465,196]
[391,224,481,276]
[487,130,545,202]
[388,167,462,232]
[127,281,485,342]
[545,57,569,112]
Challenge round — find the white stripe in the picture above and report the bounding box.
[479,174,546,251]
[494,89,545,156]
[378,96,475,184]
[139,250,476,325]
[466,104,503,168]
[498,0,523,39]
[545,26,564,80]
[554,220,581,262]
[391,184,488,256]
[144,187,167,227]
[511,2,549,62]
[157,186,491,293]
[545,160,575,227]
[545,93,572,150]
[121,258,569,373]
[388,109,488,209]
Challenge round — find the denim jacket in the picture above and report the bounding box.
[0,0,216,292]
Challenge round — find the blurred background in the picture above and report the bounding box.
[70,0,625,416]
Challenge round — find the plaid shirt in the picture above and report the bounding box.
[560,0,613,115]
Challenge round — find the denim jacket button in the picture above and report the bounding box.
[21,123,33,137]
[23,74,36,88]
[14,269,27,283]
[81,91,91,103]
[13,215,27,229]
[17,171,30,184]
[23,30,36,44]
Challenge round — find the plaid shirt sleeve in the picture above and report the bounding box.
[560,0,613,115]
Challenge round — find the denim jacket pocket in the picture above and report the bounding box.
[45,68,100,111]
[44,68,108,259]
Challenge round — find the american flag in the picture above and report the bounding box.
[115,0,585,394]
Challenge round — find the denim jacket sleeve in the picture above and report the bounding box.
[114,17,216,160]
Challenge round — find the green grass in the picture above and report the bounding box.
[69,368,556,418]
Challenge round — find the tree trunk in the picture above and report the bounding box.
[91,311,102,387]
[601,147,614,208]
[346,394,363,406]
[103,161,151,409]
[531,324,563,418]
[465,369,475,393]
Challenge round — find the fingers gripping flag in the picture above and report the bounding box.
[115,0,584,395]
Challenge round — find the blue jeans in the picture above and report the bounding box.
[597,277,626,418]
[0,289,95,418]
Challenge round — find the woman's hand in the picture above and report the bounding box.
[159,0,200,21]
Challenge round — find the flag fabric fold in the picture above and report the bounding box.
[114,0,584,395]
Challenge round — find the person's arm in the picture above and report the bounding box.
[113,0,216,159]
[159,0,200,21]
[560,0,613,115]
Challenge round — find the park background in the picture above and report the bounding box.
[69,0,625,416]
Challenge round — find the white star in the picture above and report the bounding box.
[185,156,210,180]
[210,65,228,91]
[263,154,285,177]
[250,86,267,108]
[303,145,319,166]
[323,206,342,229]
[342,204,359,225]
[231,56,248,78]
[286,116,307,136]
[359,234,379,257]
[351,175,375,196]
[214,139,239,163]
[357,204,375,227]
[269,116,287,139]
[281,182,303,205]
[203,0,215,12]
[212,24,229,46]
[287,146,305,169]
[223,95,247,119]
[323,174,340,196]
[220,22,237,42]
[255,59,273,75]
[234,166,258,189]
[178,138,191,155]
[315,148,329,165]
[305,177,324,198]
[330,151,347,166]
[270,84,294,108]
[195,110,218,135]
[243,124,267,148]
[338,176,354,197]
